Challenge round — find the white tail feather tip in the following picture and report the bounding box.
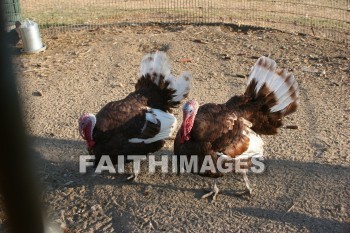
[247,56,299,113]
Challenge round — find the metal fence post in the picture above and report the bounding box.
[4,0,21,29]
[0,0,44,232]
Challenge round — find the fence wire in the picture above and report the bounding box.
[14,0,350,42]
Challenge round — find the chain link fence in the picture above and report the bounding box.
[12,0,350,42]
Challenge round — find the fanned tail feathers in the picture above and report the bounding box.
[140,52,171,82]
[166,71,192,102]
[137,51,192,109]
[244,56,299,134]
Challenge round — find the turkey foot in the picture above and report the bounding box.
[201,181,219,201]
[242,172,252,195]
[126,173,139,182]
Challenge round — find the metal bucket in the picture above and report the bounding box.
[19,20,46,53]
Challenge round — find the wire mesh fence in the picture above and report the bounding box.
[11,0,350,42]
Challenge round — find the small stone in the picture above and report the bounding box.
[221,54,231,60]
[143,185,152,196]
[111,83,124,88]
[32,90,43,96]
[309,54,319,60]
[178,58,191,63]
[193,39,208,44]
[234,74,246,78]
[285,125,299,130]
[315,148,327,157]
[209,72,217,77]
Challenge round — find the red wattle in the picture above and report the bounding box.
[87,140,95,149]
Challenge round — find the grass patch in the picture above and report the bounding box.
[20,0,349,41]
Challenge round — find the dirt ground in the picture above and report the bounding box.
[2,25,350,232]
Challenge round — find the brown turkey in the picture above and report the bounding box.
[79,51,192,180]
[174,56,299,200]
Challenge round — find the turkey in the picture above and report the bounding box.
[79,51,192,180]
[174,56,299,200]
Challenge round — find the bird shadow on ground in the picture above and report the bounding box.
[29,135,202,194]
[29,136,350,232]
[29,135,263,200]
[29,135,350,195]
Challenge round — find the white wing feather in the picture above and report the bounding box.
[129,108,177,144]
